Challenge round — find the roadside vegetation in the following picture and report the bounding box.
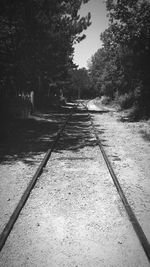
[0,0,150,122]
[0,0,91,116]
[88,0,150,119]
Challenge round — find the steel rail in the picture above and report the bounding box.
[83,103,150,263]
[0,105,76,252]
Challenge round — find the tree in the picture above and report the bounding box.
[104,0,150,110]
[68,68,92,99]
[0,0,91,105]
[89,0,150,115]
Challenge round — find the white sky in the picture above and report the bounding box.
[73,0,109,69]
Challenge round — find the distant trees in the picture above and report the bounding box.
[89,0,150,116]
[68,67,93,99]
[0,0,91,106]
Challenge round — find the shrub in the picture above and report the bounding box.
[116,92,134,110]
[101,95,111,105]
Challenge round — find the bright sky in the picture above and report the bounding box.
[73,0,109,69]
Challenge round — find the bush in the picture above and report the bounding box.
[116,92,134,110]
[101,82,114,98]
[101,95,111,105]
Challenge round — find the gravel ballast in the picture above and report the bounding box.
[0,103,149,266]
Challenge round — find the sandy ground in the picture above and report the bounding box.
[0,101,150,266]
[88,99,150,242]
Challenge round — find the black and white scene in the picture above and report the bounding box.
[0,0,150,266]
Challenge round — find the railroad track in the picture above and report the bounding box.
[0,103,77,252]
[0,101,150,264]
[82,101,150,263]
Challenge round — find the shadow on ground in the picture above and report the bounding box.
[56,111,98,152]
[88,110,109,114]
[0,104,98,164]
[118,106,150,123]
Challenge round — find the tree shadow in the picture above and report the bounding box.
[118,107,150,123]
[139,130,150,142]
[56,112,97,152]
[0,105,98,165]
[88,110,109,114]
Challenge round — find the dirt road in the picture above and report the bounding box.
[0,102,149,266]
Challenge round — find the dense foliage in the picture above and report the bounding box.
[67,67,94,99]
[0,0,91,104]
[88,0,150,116]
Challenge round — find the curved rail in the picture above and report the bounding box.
[0,105,76,252]
[83,102,150,263]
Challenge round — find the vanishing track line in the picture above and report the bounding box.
[0,104,77,252]
[1,101,150,263]
[82,101,150,263]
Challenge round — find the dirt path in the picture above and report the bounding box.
[88,100,150,242]
[0,103,150,266]
[0,108,70,233]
